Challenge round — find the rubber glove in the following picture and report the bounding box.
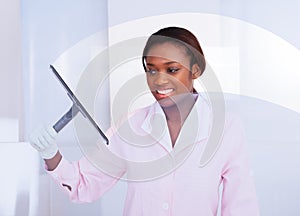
[29,125,58,159]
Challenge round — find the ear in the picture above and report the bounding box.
[191,64,202,79]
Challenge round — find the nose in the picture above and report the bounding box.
[153,72,169,86]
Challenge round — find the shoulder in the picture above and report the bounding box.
[224,111,244,131]
[194,93,244,133]
[197,93,245,133]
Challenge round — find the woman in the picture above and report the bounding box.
[30,26,260,215]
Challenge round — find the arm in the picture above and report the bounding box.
[220,116,260,215]
[29,125,124,203]
[47,155,124,203]
[45,151,62,171]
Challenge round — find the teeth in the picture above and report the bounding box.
[157,89,173,95]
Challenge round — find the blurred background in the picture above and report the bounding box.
[1,0,300,215]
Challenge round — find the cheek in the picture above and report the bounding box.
[175,75,193,90]
[146,76,154,90]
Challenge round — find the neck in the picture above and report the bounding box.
[162,93,196,124]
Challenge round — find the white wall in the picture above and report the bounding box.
[0,0,22,141]
[1,0,111,215]
[1,0,300,215]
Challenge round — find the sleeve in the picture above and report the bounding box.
[220,115,260,216]
[47,155,125,203]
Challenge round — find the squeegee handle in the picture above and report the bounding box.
[53,105,79,133]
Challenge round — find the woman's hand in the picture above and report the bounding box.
[29,125,58,159]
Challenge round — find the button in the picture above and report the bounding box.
[162,202,169,210]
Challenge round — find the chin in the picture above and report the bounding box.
[157,97,177,108]
[156,92,195,108]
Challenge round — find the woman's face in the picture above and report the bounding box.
[145,42,200,108]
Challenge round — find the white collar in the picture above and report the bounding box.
[140,93,212,152]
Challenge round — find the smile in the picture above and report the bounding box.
[156,89,174,95]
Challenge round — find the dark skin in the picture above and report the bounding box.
[45,151,62,171]
[45,42,201,170]
[145,42,201,146]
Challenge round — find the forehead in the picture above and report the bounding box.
[145,42,191,66]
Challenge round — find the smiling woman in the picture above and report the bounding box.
[29,26,260,216]
[142,27,204,146]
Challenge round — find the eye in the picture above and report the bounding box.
[167,67,180,73]
[146,68,157,75]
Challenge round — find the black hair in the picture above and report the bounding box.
[142,26,206,75]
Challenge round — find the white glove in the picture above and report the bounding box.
[29,125,58,159]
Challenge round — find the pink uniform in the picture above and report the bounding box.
[48,94,260,215]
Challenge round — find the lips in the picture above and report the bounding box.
[156,89,174,95]
[154,88,174,99]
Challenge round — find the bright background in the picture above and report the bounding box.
[1,0,300,215]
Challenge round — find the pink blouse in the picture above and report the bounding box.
[48,94,260,215]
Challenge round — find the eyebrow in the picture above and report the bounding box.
[146,61,179,66]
